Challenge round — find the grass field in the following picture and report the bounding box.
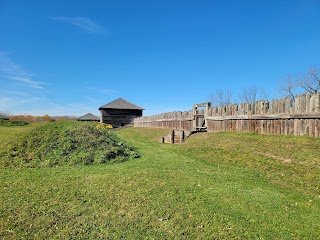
[0,125,35,144]
[0,125,319,239]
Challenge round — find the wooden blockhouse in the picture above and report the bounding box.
[78,113,99,121]
[0,115,9,120]
[99,98,144,128]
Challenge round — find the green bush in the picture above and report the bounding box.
[0,121,139,168]
[0,119,29,126]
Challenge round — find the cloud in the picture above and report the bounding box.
[8,76,44,89]
[26,103,100,117]
[0,96,11,109]
[99,88,115,95]
[51,16,106,34]
[85,97,102,103]
[0,95,100,116]
[0,96,40,109]
[80,87,115,95]
[21,97,41,104]
[0,89,27,95]
[0,52,22,75]
[0,51,44,89]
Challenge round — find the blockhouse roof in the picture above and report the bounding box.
[78,113,99,121]
[99,98,144,110]
[0,115,9,120]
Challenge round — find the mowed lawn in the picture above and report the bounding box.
[0,125,319,239]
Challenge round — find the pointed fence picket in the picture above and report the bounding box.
[134,93,320,137]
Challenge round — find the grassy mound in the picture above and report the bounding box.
[0,121,139,168]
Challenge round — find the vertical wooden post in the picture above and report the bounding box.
[171,130,174,144]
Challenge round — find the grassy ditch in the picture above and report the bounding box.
[0,126,319,239]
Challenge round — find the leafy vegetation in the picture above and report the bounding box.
[0,121,138,168]
[0,126,319,239]
[0,119,29,126]
[9,114,55,123]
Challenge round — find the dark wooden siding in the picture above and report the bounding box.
[100,109,142,128]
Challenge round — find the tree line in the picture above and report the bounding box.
[0,114,78,123]
[209,65,320,107]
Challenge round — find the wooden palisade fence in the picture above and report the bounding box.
[134,93,320,137]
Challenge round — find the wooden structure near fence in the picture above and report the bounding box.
[134,93,320,137]
[161,130,192,144]
[99,98,144,128]
[78,113,99,122]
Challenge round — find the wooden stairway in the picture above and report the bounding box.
[161,130,192,144]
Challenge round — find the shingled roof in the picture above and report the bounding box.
[99,98,144,110]
[0,115,9,120]
[78,113,99,121]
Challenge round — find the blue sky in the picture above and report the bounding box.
[1,0,319,116]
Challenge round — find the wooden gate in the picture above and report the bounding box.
[193,102,211,131]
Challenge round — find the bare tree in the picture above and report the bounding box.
[259,87,270,101]
[240,85,258,104]
[279,75,297,101]
[297,66,320,94]
[239,85,270,104]
[0,112,10,117]
[209,89,233,107]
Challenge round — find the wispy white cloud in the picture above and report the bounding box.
[25,102,100,117]
[85,97,102,103]
[0,88,27,95]
[50,16,106,34]
[0,51,44,89]
[99,88,115,95]
[8,76,44,89]
[21,97,41,104]
[0,96,40,109]
[1,97,101,116]
[0,97,12,109]
[79,87,115,96]
[0,51,25,76]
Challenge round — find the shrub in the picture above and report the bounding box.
[9,114,55,123]
[0,119,29,126]
[0,121,139,168]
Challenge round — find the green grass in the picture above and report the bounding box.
[0,125,34,143]
[0,126,319,239]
